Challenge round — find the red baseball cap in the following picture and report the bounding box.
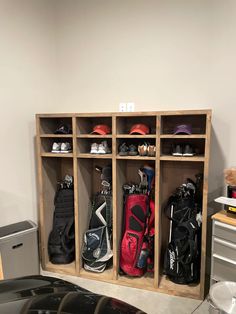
[91,124,111,135]
[129,123,150,135]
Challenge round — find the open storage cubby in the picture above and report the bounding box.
[36,110,211,299]
[116,138,156,159]
[161,114,206,135]
[116,159,156,289]
[77,158,113,280]
[76,116,112,135]
[77,138,112,156]
[158,160,204,298]
[161,138,205,157]
[41,137,73,154]
[39,116,73,135]
[116,115,156,135]
[40,156,76,275]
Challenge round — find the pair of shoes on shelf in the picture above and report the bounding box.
[52,142,72,153]
[119,143,138,156]
[172,144,195,157]
[90,141,111,154]
[138,142,156,157]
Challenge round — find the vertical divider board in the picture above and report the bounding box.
[36,110,211,299]
[72,116,80,274]
[112,115,118,280]
[36,115,46,269]
[200,112,212,299]
[155,114,161,288]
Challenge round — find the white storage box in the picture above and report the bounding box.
[0,220,39,279]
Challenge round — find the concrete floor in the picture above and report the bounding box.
[42,270,209,314]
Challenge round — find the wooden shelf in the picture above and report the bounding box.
[80,268,113,281]
[160,155,205,162]
[116,134,156,138]
[41,152,73,158]
[45,261,76,276]
[77,153,112,159]
[40,134,73,138]
[77,134,112,138]
[160,134,206,139]
[158,275,200,299]
[116,155,156,160]
[118,274,154,290]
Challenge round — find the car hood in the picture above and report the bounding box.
[0,275,145,314]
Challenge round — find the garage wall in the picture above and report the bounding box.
[1,0,236,226]
[55,0,236,202]
[0,0,57,226]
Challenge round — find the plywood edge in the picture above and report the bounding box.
[36,110,212,119]
[0,253,4,280]
[212,210,236,227]
[36,113,75,118]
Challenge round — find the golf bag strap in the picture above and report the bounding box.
[61,218,75,254]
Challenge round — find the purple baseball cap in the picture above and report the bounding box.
[174,124,192,135]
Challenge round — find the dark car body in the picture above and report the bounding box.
[0,275,145,314]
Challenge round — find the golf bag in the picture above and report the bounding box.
[163,176,202,284]
[48,175,75,264]
[120,165,155,277]
[82,165,113,273]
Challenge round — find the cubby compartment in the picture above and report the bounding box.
[116,115,156,135]
[41,157,76,274]
[116,138,156,159]
[77,158,113,280]
[161,138,205,158]
[116,159,156,289]
[77,138,112,157]
[158,160,204,298]
[39,117,72,135]
[161,114,207,135]
[76,116,112,135]
[41,137,73,155]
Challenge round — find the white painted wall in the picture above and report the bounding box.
[1,0,236,226]
[55,0,236,201]
[0,0,57,226]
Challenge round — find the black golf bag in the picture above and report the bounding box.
[82,165,113,273]
[163,175,203,284]
[48,175,75,264]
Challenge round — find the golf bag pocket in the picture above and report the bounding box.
[82,193,113,273]
[48,187,75,264]
[120,194,149,277]
[164,219,200,284]
[82,226,106,262]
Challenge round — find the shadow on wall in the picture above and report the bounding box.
[205,126,226,285]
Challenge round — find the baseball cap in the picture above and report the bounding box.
[54,124,72,134]
[174,124,192,135]
[129,124,150,135]
[91,124,111,135]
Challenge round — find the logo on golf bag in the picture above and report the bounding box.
[82,165,113,273]
[120,165,155,277]
[163,176,203,284]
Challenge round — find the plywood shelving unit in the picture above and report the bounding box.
[36,110,211,299]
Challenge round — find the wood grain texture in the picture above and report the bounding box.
[155,115,161,288]
[212,210,236,227]
[0,253,4,280]
[36,115,46,269]
[200,112,212,299]
[160,155,205,162]
[72,117,80,274]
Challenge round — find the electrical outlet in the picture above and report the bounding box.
[119,102,127,112]
[127,102,135,112]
